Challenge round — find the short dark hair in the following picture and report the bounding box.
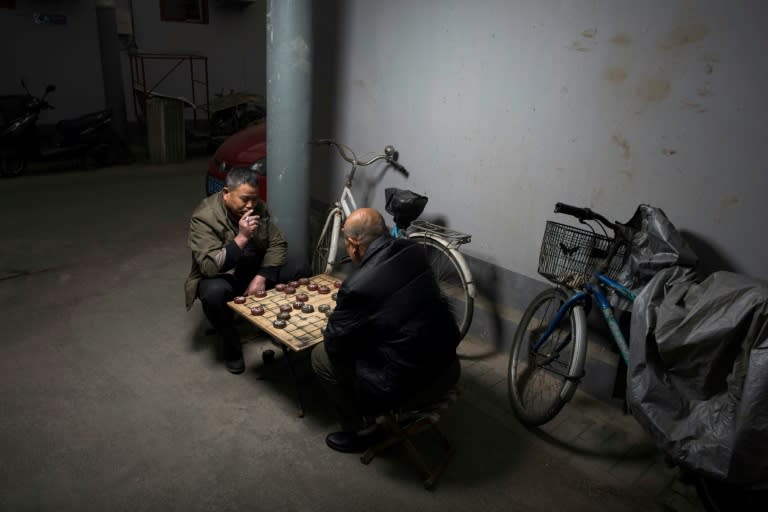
[225,167,260,190]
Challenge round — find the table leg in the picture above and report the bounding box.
[280,345,305,417]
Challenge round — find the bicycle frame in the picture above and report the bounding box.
[338,183,358,218]
[320,184,358,272]
[534,273,636,366]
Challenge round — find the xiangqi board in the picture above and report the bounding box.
[227,273,342,351]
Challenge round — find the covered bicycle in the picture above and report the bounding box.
[508,202,768,510]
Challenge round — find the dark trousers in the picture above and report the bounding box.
[311,343,461,432]
[198,270,276,361]
[198,275,245,361]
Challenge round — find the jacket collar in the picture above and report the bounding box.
[359,234,392,267]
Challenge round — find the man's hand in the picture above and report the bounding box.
[245,275,267,296]
[235,209,260,248]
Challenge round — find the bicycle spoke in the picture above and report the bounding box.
[425,247,464,297]
[414,236,473,339]
[508,287,582,425]
[517,323,571,399]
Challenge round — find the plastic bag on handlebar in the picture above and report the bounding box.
[385,188,428,230]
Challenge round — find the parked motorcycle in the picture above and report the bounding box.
[0,81,132,177]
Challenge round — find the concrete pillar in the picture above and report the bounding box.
[95,0,128,141]
[266,0,312,278]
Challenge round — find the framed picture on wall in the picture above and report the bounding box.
[0,1,17,10]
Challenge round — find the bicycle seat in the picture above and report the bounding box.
[385,188,428,229]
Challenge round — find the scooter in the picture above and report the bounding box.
[0,81,132,177]
[0,83,51,176]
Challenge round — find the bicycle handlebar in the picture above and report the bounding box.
[387,156,409,177]
[554,202,637,242]
[309,138,409,177]
[555,202,614,228]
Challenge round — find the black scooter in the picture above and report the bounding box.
[0,81,132,177]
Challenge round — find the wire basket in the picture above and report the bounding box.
[537,221,626,288]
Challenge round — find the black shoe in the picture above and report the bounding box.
[225,357,245,374]
[325,426,385,454]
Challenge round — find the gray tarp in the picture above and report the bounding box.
[622,206,768,488]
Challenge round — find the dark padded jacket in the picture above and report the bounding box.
[323,235,460,408]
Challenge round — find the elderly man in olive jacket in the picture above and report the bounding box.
[312,208,460,453]
[185,168,287,374]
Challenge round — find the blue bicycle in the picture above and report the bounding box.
[507,202,636,426]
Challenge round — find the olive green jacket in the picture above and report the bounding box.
[184,193,287,309]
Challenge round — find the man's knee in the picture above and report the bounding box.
[197,277,235,306]
[311,343,333,381]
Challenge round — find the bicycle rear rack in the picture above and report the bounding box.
[409,220,472,245]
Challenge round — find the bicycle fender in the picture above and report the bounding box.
[407,232,476,298]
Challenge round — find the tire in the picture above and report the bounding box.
[311,211,340,275]
[0,148,27,177]
[410,234,474,340]
[507,287,587,426]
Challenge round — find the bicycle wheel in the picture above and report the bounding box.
[311,210,340,275]
[507,287,587,426]
[410,234,473,340]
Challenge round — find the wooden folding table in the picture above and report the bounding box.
[227,273,341,416]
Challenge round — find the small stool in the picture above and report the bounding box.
[360,387,460,490]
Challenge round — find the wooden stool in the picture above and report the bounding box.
[360,388,459,490]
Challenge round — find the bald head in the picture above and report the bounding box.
[343,208,388,248]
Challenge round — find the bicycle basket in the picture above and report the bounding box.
[537,221,626,288]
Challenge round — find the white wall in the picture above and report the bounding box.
[2,0,765,283]
[0,1,267,123]
[317,0,768,282]
[128,1,267,107]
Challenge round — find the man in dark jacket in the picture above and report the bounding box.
[311,208,461,453]
[186,168,287,374]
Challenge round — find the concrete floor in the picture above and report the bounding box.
[0,159,705,511]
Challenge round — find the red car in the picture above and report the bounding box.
[206,121,267,201]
